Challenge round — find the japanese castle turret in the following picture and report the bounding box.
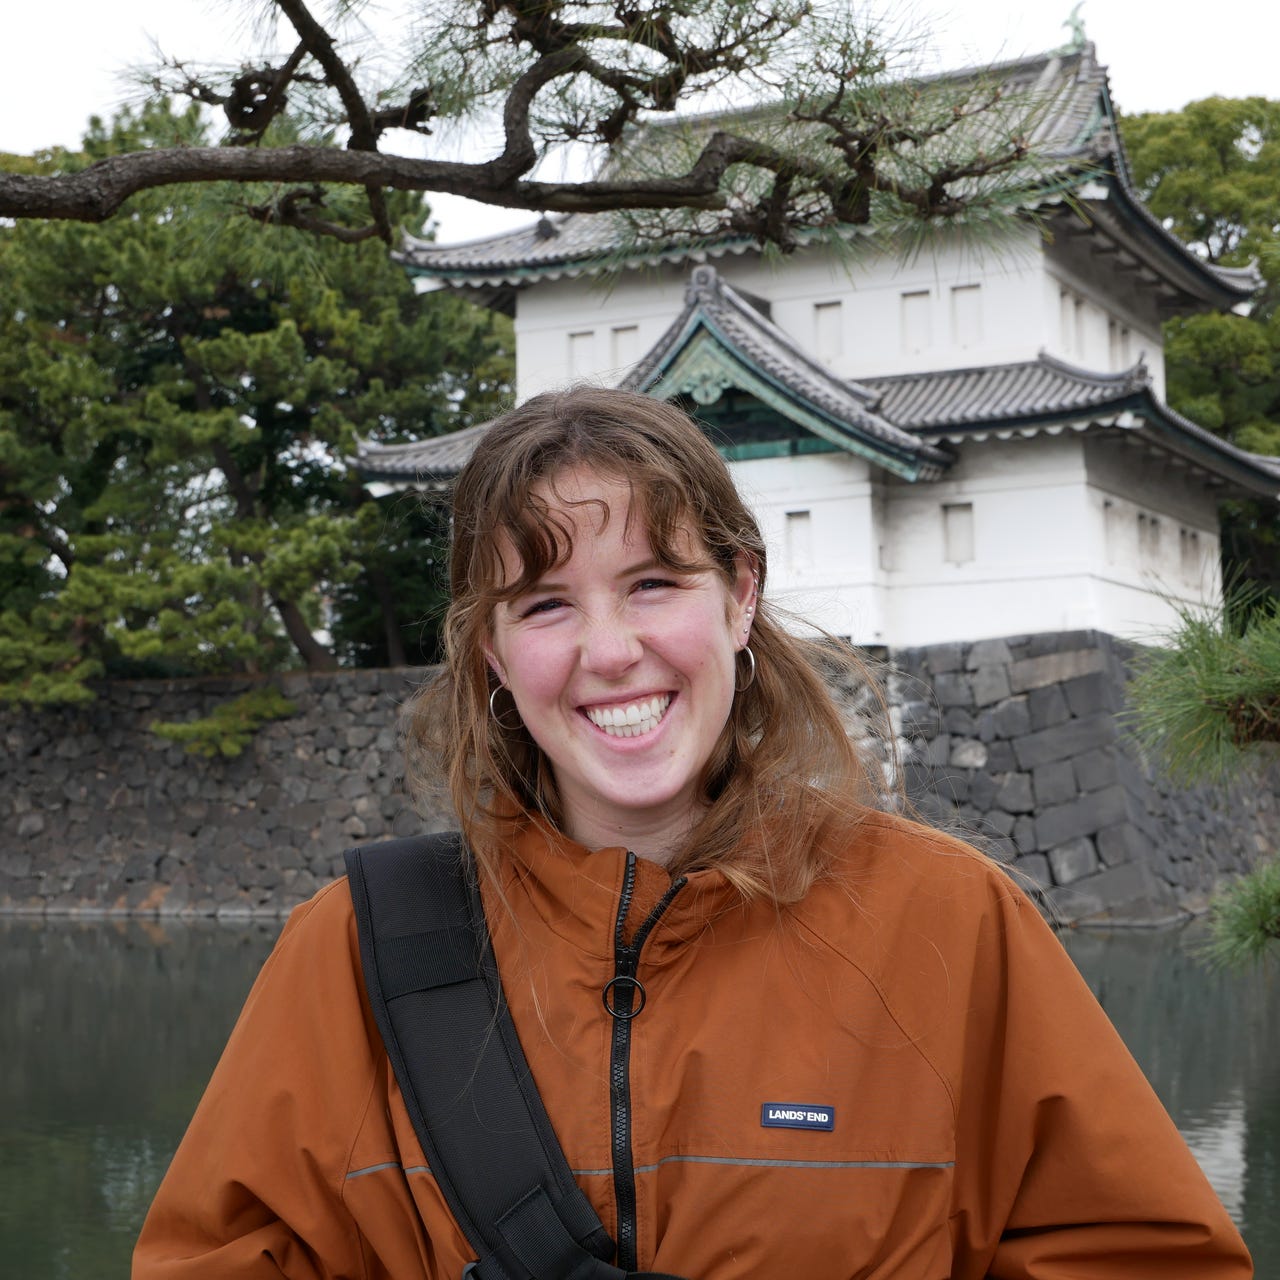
[358,40,1278,649]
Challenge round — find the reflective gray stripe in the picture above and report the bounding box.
[346,1161,431,1180]
[572,1155,954,1176]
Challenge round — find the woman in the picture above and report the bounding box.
[135,387,1251,1277]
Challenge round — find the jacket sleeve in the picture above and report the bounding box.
[946,872,1253,1279]
[132,882,380,1280]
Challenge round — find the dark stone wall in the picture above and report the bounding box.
[2,632,1274,921]
[891,631,1278,924]
[1,669,448,917]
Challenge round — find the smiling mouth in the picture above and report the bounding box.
[584,694,672,738]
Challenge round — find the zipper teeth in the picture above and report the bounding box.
[609,859,687,1271]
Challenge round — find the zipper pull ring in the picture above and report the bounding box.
[602,974,647,1019]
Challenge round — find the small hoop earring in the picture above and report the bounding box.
[735,645,756,693]
[489,685,522,730]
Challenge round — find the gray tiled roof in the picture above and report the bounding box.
[355,333,1280,498]
[622,265,949,472]
[863,354,1151,429]
[862,353,1280,497]
[397,44,1259,309]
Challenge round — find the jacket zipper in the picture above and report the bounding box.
[608,852,686,1272]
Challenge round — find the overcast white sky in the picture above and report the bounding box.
[3,0,1277,242]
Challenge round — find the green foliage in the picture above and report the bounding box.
[150,686,298,758]
[1126,591,1280,785]
[1200,859,1280,971]
[0,102,514,704]
[1121,98,1280,597]
[328,494,452,668]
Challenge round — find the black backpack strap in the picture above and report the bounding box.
[345,834,690,1280]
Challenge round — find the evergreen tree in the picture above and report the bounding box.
[0,103,513,705]
[1121,97,1280,598]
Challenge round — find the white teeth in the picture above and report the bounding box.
[585,695,671,738]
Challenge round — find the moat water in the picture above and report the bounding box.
[2,915,1275,1277]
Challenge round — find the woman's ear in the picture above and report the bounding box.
[730,552,759,649]
[483,641,507,687]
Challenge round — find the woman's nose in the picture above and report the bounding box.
[579,618,643,676]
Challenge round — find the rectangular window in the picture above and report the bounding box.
[950,284,982,348]
[1180,528,1201,581]
[786,510,813,571]
[1107,319,1132,369]
[568,330,594,378]
[901,291,931,355]
[813,300,843,363]
[1074,296,1087,360]
[943,502,974,565]
[1060,289,1074,354]
[610,325,639,369]
[1103,498,1123,565]
[1138,512,1161,560]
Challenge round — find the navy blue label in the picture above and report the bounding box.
[761,1103,835,1131]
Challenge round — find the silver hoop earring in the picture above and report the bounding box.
[735,645,756,693]
[489,685,522,729]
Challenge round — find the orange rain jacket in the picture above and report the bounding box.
[134,811,1252,1278]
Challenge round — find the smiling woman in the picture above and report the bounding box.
[484,467,754,859]
[134,387,1254,1278]
[405,386,884,902]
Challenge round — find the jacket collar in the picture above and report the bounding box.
[489,813,744,963]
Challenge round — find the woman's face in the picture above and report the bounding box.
[486,466,755,859]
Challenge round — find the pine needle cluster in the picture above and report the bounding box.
[1126,592,1280,786]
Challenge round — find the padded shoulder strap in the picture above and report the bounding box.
[345,835,688,1280]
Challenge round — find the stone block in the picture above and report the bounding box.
[1034,785,1127,850]
[943,707,976,736]
[935,771,970,803]
[1027,684,1070,730]
[925,734,952,766]
[1013,714,1114,771]
[1095,823,1154,867]
[1032,759,1077,808]
[898,699,941,737]
[925,643,967,675]
[1009,648,1107,694]
[981,809,1016,837]
[989,696,1031,740]
[1026,630,1098,658]
[1014,853,1052,888]
[984,740,1016,772]
[933,672,973,708]
[1045,860,1178,926]
[17,813,45,838]
[1012,815,1037,854]
[950,739,989,770]
[970,664,1012,708]
[1047,836,1099,885]
[969,771,998,811]
[1071,747,1119,793]
[995,771,1035,813]
[966,638,1013,670]
[1062,671,1121,718]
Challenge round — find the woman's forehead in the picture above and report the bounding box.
[488,465,705,587]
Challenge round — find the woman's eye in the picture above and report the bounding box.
[635,577,677,592]
[520,598,564,618]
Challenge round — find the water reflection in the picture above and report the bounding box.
[2,917,1275,1277]
[1065,925,1279,1271]
[0,917,279,1280]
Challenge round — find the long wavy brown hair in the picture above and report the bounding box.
[402,386,892,902]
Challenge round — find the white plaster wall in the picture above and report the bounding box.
[877,434,1102,645]
[1081,435,1223,641]
[1043,238,1167,394]
[722,432,1223,648]
[728,451,885,642]
[513,226,1074,399]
